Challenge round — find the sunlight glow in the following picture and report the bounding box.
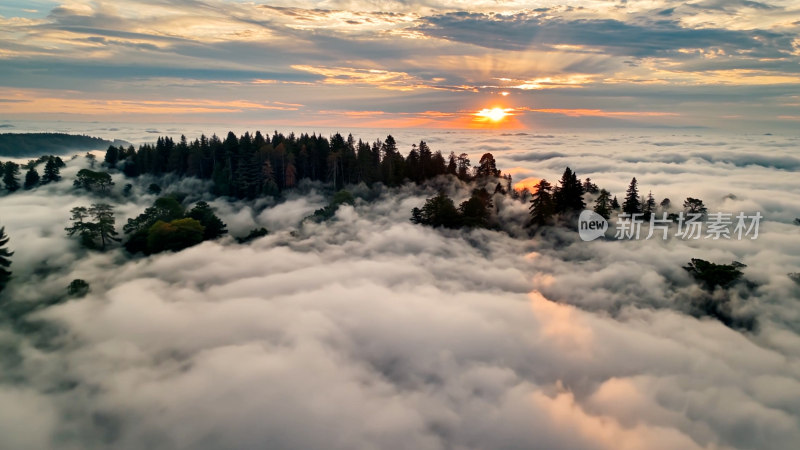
[475,107,512,122]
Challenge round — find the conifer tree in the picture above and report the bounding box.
[3,162,20,192]
[24,166,40,189]
[0,226,12,295]
[529,179,555,226]
[623,177,641,214]
[593,189,612,219]
[42,157,61,184]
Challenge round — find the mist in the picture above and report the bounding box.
[1,130,799,449]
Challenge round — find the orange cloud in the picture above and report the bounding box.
[521,108,678,118]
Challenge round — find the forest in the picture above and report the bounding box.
[0,133,117,157]
[0,131,758,329]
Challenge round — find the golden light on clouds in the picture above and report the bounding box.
[475,107,513,122]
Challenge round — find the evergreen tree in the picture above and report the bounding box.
[24,166,40,189]
[85,152,97,168]
[413,192,460,228]
[3,162,20,192]
[475,153,500,178]
[553,167,585,213]
[622,177,641,214]
[660,198,671,210]
[65,206,97,248]
[187,201,228,240]
[611,196,620,210]
[67,279,90,297]
[88,203,119,250]
[104,145,119,168]
[643,191,656,220]
[528,179,555,226]
[0,226,12,295]
[456,153,471,180]
[593,189,612,219]
[42,157,61,184]
[582,178,599,194]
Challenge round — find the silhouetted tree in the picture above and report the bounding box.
[611,196,620,210]
[593,189,613,219]
[643,191,656,220]
[104,145,119,168]
[40,157,61,184]
[623,177,641,214]
[683,197,708,216]
[582,178,599,194]
[660,198,671,210]
[24,166,39,189]
[74,169,114,193]
[553,167,585,213]
[475,153,500,178]
[684,259,744,290]
[459,188,493,228]
[414,192,460,228]
[3,162,20,192]
[85,152,97,168]
[88,203,119,250]
[0,227,12,295]
[529,179,555,226]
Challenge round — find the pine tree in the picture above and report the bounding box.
[3,162,20,192]
[622,177,641,214]
[0,226,12,295]
[611,196,620,210]
[88,203,119,251]
[24,166,40,189]
[553,167,585,213]
[593,189,612,219]
[42,157,61,184]
[528,179,555,226]
[643,191,656,220]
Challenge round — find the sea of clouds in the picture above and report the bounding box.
[0,127,799,449]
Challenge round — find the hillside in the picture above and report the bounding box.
[0,133,119,157]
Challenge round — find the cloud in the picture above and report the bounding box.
[1,130,800,449]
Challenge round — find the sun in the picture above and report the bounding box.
[475,107,512,122]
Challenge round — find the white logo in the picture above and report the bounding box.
[578,210,608,241]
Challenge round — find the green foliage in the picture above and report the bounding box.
[236,227,269,244]
[187,201,228,240]
[123,196,185,254]
[3,161,20,192]
[74,169,114,193]
[146,218,205,254]
[412,192,461,229]
[311,190,355,221]
[67,279,90,297]
[65,203,119,250]
[0,226,12,295]
[684,258,745,290]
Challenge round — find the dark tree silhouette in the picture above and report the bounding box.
[683,197,708,216]
[623,177,641,214]
[611,196,620,210]
[41,157,61,184]
[593,189,613,220]
[553,167,585,213]
[3,162,20,192]
[529,179,555,226]
[67,279,90,297]
[475,153,500,178]
[0,226,12,295]
[24,166,40,189]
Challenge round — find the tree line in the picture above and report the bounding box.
[99,132,511,198]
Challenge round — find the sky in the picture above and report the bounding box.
[0,0,799,130]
